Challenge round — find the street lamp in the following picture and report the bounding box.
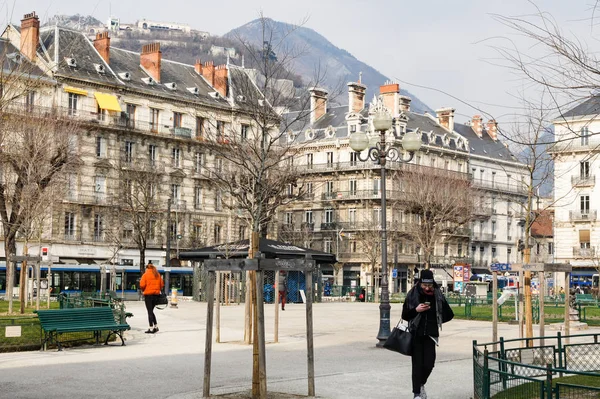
[348,99,422,347]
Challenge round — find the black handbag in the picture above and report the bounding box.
[156,292,168,306]
[383,320,413,356]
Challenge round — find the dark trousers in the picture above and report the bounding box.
[411,335,437,394]
[145,295,158,326]
[278,290,286,309]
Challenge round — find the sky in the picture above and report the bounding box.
[3,0,596,125]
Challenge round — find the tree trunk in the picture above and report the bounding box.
[139,246,146,273]
[5,235,16,314]
[20,243,28,314]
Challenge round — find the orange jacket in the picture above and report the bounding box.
[140,267,164,295]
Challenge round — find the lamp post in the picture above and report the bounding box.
[349,99,421,347]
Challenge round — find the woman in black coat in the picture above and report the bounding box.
[402,269,454,399]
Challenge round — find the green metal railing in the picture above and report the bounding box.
[473,332,600,398]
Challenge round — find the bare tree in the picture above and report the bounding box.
[117,162,166,272]
[394,167,476,270]
[0,105,81,313]
[353,220,382,301]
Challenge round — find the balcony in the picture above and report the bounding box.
[572,174,595,187]
[471,179,528,196]
[320,190,401,202]
[573,247,595,258]
[320,222,338,231]
[471,233,495,242]
[569,210,597,222]
[172,200,187,211]
[171,127,193,138]
[63,192,114,206]
[473,207,492,218]
[301,222,315,231]
[120,157,165,173]
[321,192,338,201]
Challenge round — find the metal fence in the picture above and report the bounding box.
[473,332,600,398]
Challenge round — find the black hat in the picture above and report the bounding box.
[420,269,434,283]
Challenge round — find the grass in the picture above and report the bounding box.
[492,374,600,398]
[0,300,59,316]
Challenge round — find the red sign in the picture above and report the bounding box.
[42,247,48,256]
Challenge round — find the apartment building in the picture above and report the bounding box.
[1,12,258,267]
[551,96,600,286]
[280,81,528,292]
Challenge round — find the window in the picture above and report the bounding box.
[325,181,334,195]
[239,225,246,240]
[94,176,106,202]
[66,174,77,200]
[350,152,359,166]
[443,243,449,256]
[25,91,35,112]
[350,241,357,252]
[305,210,313,224]
[373,179,381,195]
[507,248,512,263]
[216,120,225,138]
[536,243,541,255]
[169,221,178,240]
[172,147,181,168]
[286,184,293,197]
[285,212,293,225]
[349,179,357,195]
[64,212,75,239]
[215,191,222,211]
[148,220,156,240]
[581,195,590,214]
[325,209,334,223]
[126,104,136,128]
[195,152,204,173]
[348,208,357,223]
[581,161,590,178]
[122,227,133,240]
[324,239,332,253]
[97,102,107,122]
[491,221,496,237]
[350,125,356,133]
[306,182,313,195]
[194,186,202,209]
[213,225,222,243]
[306,153,313,169]
[192,224,202,241]
[171,184,181,201]
[373,207,382,225]
[149,183,157,199]
[148,144,157,166]
[93,214,104,241]
[196,117,205,138]
[124,179,133,202]
[241,124,249,141]
[491,171,496,187]
[548,242,554,255]
[507,221,512,241]
[458,243,463,257]
[124,141,134,163]
[96,136,107,158]
[581,126,590,146]
[150,108,159,133]
[68,93,79,115]
[173,112,183,128]
[326,152,334,167]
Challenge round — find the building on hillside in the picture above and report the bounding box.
[550,96,600,289]
[136,19,192,34]
[1,12,260,271]
[279,81,528,293]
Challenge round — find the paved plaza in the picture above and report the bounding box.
[2,301,596,399]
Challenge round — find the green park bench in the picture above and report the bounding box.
[35,307,130,351]
[575,293,598,306]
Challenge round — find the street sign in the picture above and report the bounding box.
[392,268,398,278]
[11,256,42,262]
[490,263,511,272]
[510,263,572,273]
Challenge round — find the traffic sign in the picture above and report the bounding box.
[392,268,398,278]
[490,263,511,272]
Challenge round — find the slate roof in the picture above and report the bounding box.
[559,95,600,118]
[29,26,256,109]
[454,122,517,161]
[0,38,46,78]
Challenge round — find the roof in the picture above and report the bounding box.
[453,122,517,161]
[0,38,47,78]
[560,95,600,119]
[530,210,553,238]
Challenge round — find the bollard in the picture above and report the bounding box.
[170,288,178,308]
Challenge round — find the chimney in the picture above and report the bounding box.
[20,12,40,61]
[214,64,228,97]
[141,42,162,82]
[309,87,328,124]
[194,59,203,75]
[486,119,498,141]
[347,81,366,113]
[94,31,111,64]
[399,95,411,112]
[436,107,455,132]
[201,61,215,86]
[471,115,483,138]
[379,82,400,116]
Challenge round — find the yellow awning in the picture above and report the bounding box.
[64,86,88,96]
[94,92,122,112]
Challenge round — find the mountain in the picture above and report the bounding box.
[225,18,433,114]
[44,14,104,30]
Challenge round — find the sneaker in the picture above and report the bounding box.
[420,385,427,399]
[145,328,155,334]
[413,396,422,399]
[154,326,159,333]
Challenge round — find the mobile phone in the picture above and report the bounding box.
[423,301,430,306]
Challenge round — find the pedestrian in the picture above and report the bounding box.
[278,271,287,310]
[140,262,164,334]
[402,269,454,399]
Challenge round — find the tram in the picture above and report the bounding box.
[0,264,194,298]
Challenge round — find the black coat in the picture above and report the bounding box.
[402,282,454,337]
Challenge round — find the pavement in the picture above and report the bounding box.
[1,300,597,399]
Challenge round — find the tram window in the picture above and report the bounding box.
[0,271,5,291]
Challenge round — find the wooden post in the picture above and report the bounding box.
[274,270,279,343]
[47,264,51,309]
[203,270,216,398]
[20,244,28,314]
[306,264,315,397]
[244,271,252,344]
[539,271,545,346]
[492,271,498,353]
[216,271,221,343]
[251,270,259,397]
[519,271,524,342]
[256,269,267,398]
[35,262,41,311]
[564,272,570,344]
